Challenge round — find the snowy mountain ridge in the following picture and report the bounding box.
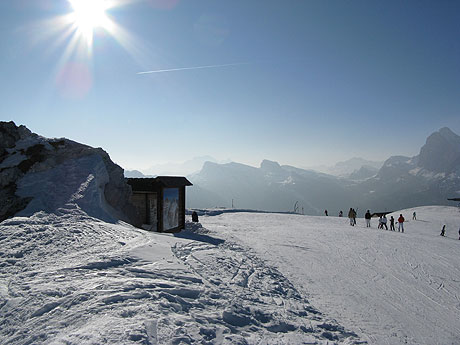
[187,128,460,214]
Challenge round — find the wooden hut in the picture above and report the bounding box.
[126,177,192,233]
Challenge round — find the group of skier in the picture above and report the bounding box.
[333,209,459,239]
[364,210,405,232]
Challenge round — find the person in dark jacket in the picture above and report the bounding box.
[324,210,328,216]
[389,216,395,231]
[365,210,371,227]
[440,225,446,236]
[192,211,199,223]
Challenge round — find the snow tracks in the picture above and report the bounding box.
[169,225,364,344]
[0,212,364,345]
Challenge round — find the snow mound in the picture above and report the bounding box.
[0,121,140,225]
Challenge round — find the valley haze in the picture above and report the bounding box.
[127,128,460,216]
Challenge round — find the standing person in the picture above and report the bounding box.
[352,208,357,225]
[398,214,405,232]
[458,227,460,240]
[378,216,383,229]
[192,211,199,223]
[440,225,446,236]
[339,210,343,217]
[382,215,388,230]
[390,216,395,231]
[365,210,371,227]
[348,208,355,226]
[413,211,416,220]
[324,210,328,216]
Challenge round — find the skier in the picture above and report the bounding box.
[192,211,199,223]
[378,216,383,229]
[339,210,343,217]
[389,216,395,231]
[412,211,416,220]
[353,208,357,225]
[381,215,388,230]
[348,208,355,226]
[324,210,328,216]
[458,227,460,240]
[398,214,405,233]
[440,225,446,237]
[365,210,371,227]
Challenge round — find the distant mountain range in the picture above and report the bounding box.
[186,127,460,216]
[307,157,384,177]
[125,156,231,178]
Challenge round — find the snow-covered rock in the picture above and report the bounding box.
[0,121,140,225]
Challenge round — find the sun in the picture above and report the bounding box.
[69,0,110,42]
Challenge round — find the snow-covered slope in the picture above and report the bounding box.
[1,211,363,344]
[199,206,460,345]
[2,205,459,344]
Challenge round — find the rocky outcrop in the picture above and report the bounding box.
[0,121,141,225]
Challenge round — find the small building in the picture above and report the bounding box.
[126,177,192,233]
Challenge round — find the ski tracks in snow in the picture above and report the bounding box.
[0,212,364,345]
[0,210,366,345]
[170,226,365,344]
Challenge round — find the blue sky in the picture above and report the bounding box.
[1,0,459,171]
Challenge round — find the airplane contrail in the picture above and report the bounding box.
[137,62,251,75]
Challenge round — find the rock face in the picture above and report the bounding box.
[0,121,141,225]
[418,127,460,174]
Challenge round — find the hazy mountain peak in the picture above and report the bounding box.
[438,127,460,147]
[146,156,219,176]
[260,159,282,173]
[418,127,460,173]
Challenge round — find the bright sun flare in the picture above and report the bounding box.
[69,0,110,40]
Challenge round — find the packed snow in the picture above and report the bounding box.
[1,202,459,344]
[198,206,460,345]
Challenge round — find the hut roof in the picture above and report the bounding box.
[127,177,192,192]
[370,212,393,218]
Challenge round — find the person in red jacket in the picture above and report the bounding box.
[398,214,405,233]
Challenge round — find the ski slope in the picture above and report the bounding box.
[199,206,460,345]
[1,205,459,344]
[0,210,362,344]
